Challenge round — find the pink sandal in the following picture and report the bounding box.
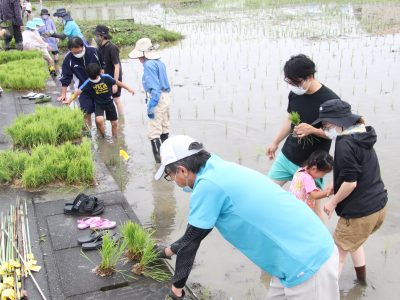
[90,219,116,230]
[77,217,102,230]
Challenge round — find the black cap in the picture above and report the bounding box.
[53,8,67,17]
[40,8,50,16]
[93,25,112,39]
[312,99,361,128]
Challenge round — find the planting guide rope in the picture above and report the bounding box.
[0,200,44,300]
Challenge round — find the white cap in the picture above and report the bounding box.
[154,135,203,180]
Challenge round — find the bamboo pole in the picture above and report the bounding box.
[2,229,47,300]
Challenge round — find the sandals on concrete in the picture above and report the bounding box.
[64,193,104,216]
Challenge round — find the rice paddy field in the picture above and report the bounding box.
[42,0,400,299]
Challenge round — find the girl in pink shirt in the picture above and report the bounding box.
[290,150,333,220]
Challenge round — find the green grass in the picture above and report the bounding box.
[6,106,85,149]
[57,20,182,49]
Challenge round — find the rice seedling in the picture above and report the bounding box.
[6,106,84,149]
[93,232,125,277]
[120,221,150,262]
[0,57,48,90]
[0,50,42,64]
[288,112,319,148]
[131,241,171,282]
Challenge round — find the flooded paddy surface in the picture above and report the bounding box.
[50,1,400,299]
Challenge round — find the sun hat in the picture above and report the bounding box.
[53,8,67,17]
[32,18,45,27]
[40,8,50,16]
[154,135,204,180]
[312,99,362,128]
[129,38,161,60]
[25,21,37,30]
[93,25,112,40]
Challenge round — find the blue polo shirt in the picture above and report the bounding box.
[188,155,334,288]
[79,74,116,106]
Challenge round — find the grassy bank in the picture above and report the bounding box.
[57,20,183,50]
[0,51,49,90]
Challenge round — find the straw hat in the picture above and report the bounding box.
[129,38,160,60]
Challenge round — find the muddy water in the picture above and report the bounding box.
[51,1,400,299]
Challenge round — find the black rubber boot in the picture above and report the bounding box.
[150,138,161,163]
[354,265,366,285]
[160,133,169,143]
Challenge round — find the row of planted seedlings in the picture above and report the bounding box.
[83,221,171,282]
[0,106,95,189]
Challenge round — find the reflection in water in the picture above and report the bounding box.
[61,1,400,299]
[151,177,176,240]
[340,283,366,300]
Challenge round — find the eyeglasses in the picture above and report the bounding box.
[284,78,304,87]
[163,171,175,182]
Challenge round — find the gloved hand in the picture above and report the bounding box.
[147,106,155,119]
[165,289,185,300]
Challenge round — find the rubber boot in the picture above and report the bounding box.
[15,41,23,51]
[150,138,161,163]
[49,66,57,77]
[160,133,169,143]
[4,40,11,51]
[354,265,366,285]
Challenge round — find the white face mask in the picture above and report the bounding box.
[290,79,311,95]
[72,47,85,58]
[290,85,308,95]
[324,127,338,140]
[181,174,193,193]
[42,15,49,20]
[89,77,101,83]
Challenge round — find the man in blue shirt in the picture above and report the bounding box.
[154,135,339,300]
[129,37,171,163]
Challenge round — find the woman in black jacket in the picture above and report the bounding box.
[313,99,388,284]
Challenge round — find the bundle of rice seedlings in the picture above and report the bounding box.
[132,241,171,282]
[120,221,150,261]
[0,50,42,64]
[6,106,84,149]
[94,233,124,277]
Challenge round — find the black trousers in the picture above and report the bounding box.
[5,24,23,44]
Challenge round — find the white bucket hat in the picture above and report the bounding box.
[154,135,203,180]
[129,38,161,60]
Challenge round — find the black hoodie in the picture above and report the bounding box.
[334,126,387,218]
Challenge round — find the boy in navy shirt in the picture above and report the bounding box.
[64,63,134,137]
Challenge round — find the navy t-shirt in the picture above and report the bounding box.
[79,74,116,106]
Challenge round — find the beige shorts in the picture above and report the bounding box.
[148,92,170,140]
[334,206,386,252]
[266,246,339,300]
